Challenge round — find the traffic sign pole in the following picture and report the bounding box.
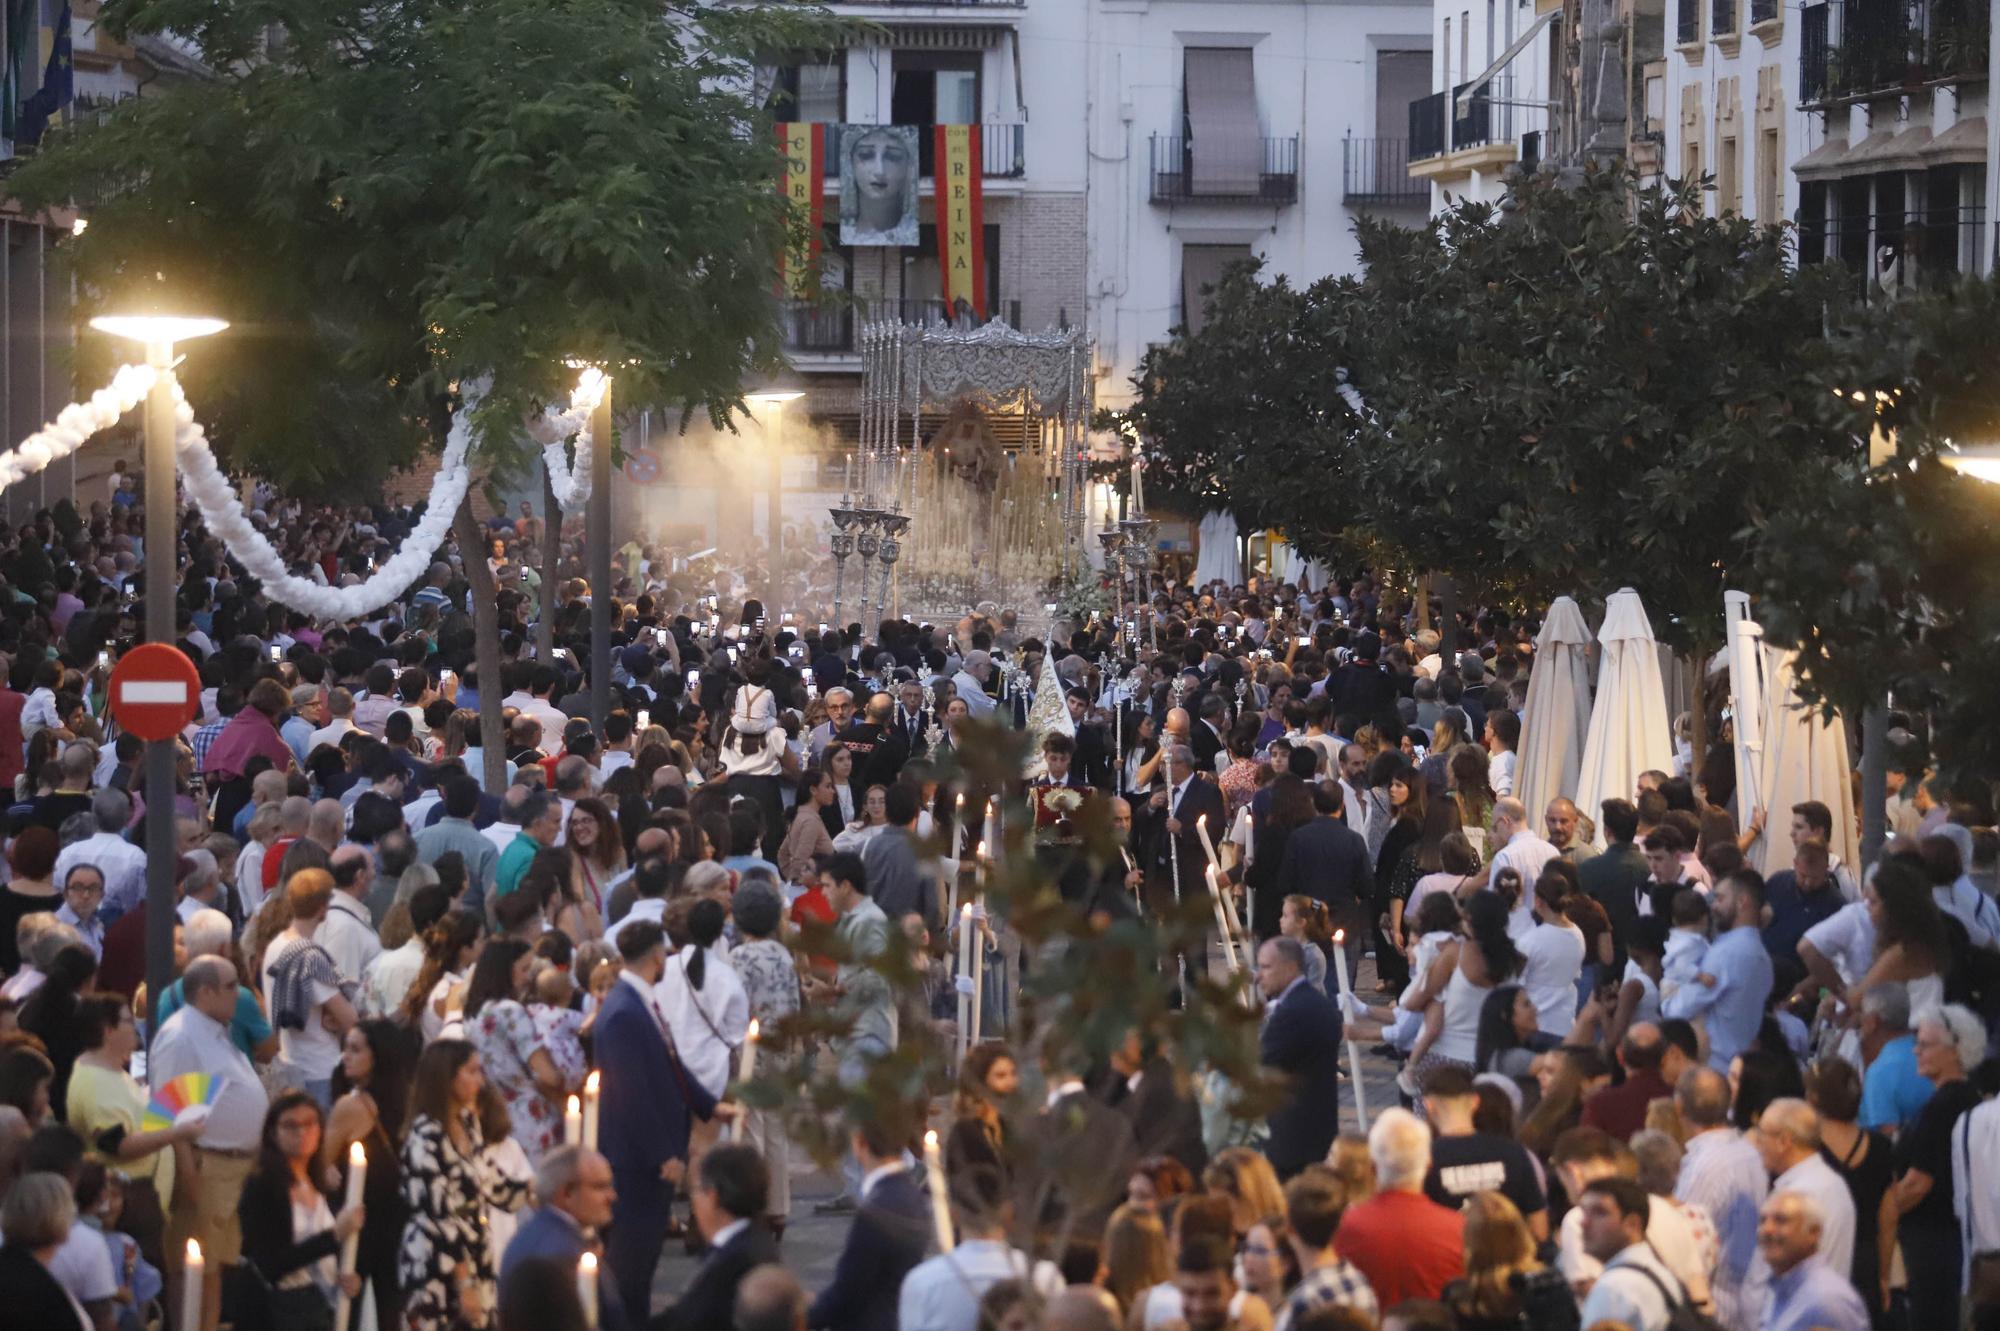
[142,337,179,1044]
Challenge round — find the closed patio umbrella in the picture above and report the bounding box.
[1752,647,1859,880]
[1514,595,1593,830]
[1574,588,1676,844]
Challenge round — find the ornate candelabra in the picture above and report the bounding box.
[853,512,882,626]
[876,509,910,619]
[1119,516,1158,649]
[1097,524,1128,645]
[829,506,859,627]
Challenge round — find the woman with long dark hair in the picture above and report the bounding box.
[326,1020,416,1331]
[463,940,571,1162]
[1402,889,1523,1086]
[947,1042,1020,1185]
[18,941,97,1119]
[1246,759,1315,941]
[402,910,482,1042]
[237,1090,363,1330]
[779,769,837,884]
[1370,762,1427,991]
[563,799,624,922]
[398,1040,529,1331]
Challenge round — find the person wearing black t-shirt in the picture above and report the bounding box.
[1419,1063,1549,1239]
[1890,1002,1987,1331]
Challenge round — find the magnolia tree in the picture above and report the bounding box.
[13,0,838,787]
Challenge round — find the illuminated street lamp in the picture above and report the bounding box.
[87,305,228,1038]
[745,368,805,625]
[1940,440,2000,484]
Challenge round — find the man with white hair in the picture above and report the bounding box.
[1742,1098,1854,1324]
[1332,1108,1465,1307]
[951,651,995,719]
[1757,1190,1869,1331]
[808,687,855,761]
[175,851,224,925]
[55,788,147,921]
[154,908,278,1062]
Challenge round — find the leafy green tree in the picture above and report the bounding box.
[11,0,838,786]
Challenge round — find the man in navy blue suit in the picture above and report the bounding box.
[808,1120,931,1331]
[1256,934,1345,1179]
[502,1144,629,1331]
[596,918,719,1322]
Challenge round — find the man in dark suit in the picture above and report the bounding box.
[1579,797,1651,972]
[1142,743,1226,917]
[502,1145,630,1331]
[1256,935,1344,1179]
[1102,1030,1206,1175]
[1190,693,1229,772]
[598,919,719,1322]
[653,1144,778,1331]
[1273,783,1375,968]
[808,1122,931,1331]
[1081,796,1144,926]
[1022,1053,1138,1243]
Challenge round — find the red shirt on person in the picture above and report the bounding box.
[1334,1186,1466,1308]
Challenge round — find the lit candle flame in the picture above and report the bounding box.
[1333,929,1346,943]
[567,1094,581,1116]
[586,1069,600,1095]
[185,1238,203,1264]
[747,1019,760,1043]
[580,1251,597,1273]
[924,1129,939,1148]
[349,1141,366,1166]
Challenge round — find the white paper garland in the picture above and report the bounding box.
[170,375,485,620]
[0,363,157,489]
[526,367,607,509]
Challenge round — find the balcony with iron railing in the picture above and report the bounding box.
[1409,81,1517,164]
[1799,0,1990,104]
[818,123,1026,180]
[782,296,1023,354]
[1342,136,1427,206]
[1148,134,1300,204]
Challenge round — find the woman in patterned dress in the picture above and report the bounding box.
[728,880,802,1229]
[462,939,573,1164]
[398,1040,531,1331]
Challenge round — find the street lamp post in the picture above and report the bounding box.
[588,375,613,729]
[745,375,803,626]
[88,311,227,1037]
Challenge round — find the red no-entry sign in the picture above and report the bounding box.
[108,643,202,741]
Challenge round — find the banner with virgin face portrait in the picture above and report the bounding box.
[935,124,986,321]
[839,124,919,247]
[777,122,825,296]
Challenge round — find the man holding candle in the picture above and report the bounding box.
[502,1145,628,1331]
[595,919,717,1322]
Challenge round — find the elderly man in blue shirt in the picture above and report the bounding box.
[1664,868,1773,1071]
[1757,1190,1870,1331]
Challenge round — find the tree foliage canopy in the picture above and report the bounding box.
[1117,167,2000,776]
[12,0,839,492]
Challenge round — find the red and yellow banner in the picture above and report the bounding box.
[935,124,986,321]
[777,121,825,297]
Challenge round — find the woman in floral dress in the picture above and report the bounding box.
[461,939,573,1163]
[398,1040,530,1331]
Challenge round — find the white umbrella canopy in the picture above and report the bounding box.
[1515,595,1594,829]
[1575,589,1677,843]
[1753,648,1859,879]
[1725,591,1770,833]
[1194,511,1240,587]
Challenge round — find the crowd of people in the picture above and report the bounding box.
[0,480,1994,1331]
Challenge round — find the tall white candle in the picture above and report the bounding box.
[565,1094,583,1147]
[732,1020,760,1143]
[922,1130,955,1253]
[333,1142,365,1329]
[969,898,987,1047]
[582,1070,601,1151]
[1330,929,1367,1126]
[1196,814,1222,873]
[956,901,975,1064]
[578,1250,600,1327]
[1204,865,1238,976]
[182,1238,204,1331]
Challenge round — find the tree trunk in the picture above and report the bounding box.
[454,497,508,794]
[1688,647,1709,791]
[1416,575,1431,635]
[538,469,560,661]
[1437,575,1457,656]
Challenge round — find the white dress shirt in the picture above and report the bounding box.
[655,943,749,1099]
[361,937,426,1019]
[1518,918,1586,1036]
[149,1005,268,1151]
[1742,1153,1856,1323]
[1491,829,1561,937]
[1577,1242,1680,1331]
[317,891,382,983]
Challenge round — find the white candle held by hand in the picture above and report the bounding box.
[565,1094,583,1147]
[922,1130,955,1253]
[181,1238,204,1331]
[583,1070,601,1151]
